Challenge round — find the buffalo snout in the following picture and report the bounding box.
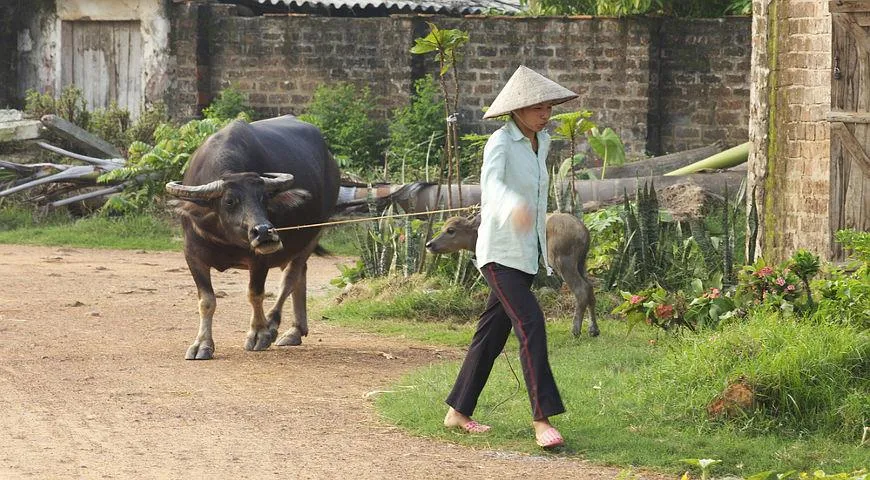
[250,223,283,254]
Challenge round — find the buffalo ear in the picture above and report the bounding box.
[269,188,311,210]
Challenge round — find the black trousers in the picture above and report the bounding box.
[446,262,565,421]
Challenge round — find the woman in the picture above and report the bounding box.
[443,65,579,448]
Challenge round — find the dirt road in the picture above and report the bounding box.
[0,245,665,479]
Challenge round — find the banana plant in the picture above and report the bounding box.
[587,126,626,180]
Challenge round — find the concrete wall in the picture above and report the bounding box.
[168,5,752,158]
[748,0,831,262]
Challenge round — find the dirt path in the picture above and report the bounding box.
[0,245,667,479]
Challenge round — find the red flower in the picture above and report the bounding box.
[708,288,720,299]
[630,295,644,305]
[775,277,786,286]
[655,304,674,319]
[756,266,774,277]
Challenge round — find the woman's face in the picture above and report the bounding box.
[513,103,554,135]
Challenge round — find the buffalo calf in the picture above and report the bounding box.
[426,212,599,337]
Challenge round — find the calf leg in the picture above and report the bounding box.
[244,264,276,351]
[273,258,309,347]
[186,257,217,360]
[578,276,599,337]
[554,253,597,337]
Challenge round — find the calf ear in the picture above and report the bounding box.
[269,188,311,210]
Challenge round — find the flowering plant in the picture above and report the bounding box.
[612,286,691,332]
[736,258,802,313]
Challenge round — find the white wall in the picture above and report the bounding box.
[18,0,170,116]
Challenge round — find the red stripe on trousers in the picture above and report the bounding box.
[485,263,544,419]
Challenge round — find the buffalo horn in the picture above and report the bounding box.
[165,179,226,199]
[261,173,295,192]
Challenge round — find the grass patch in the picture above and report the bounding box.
[0,206,182,251]
[319,279,869,477]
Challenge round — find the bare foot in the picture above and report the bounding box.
[444,407,491,433]
[533,418,564,448]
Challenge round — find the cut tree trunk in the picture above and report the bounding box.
[665,142,749,176]
[580,141,725,179]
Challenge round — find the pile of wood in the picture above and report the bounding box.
[0,114,132,208]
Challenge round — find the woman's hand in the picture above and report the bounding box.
[511,204,533,232]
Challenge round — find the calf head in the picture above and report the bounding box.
[166,172,310,255]
[426,214,481,254]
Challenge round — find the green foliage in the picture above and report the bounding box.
[612,276,735,333]
[550,110,595,214]
[299,83,386,177]
[531,0,751,17]
[24,86,90,129]
[607,182,710,292]
[814,230,870,330]
[409,23,469,77]
[201,84,257,121]
[126,102,170,145]
[88,102,131,151]
[386,76,446,181]
[98,117,231,215]
[736,258,805,314]
[582,206,623,276]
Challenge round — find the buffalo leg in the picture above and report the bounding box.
[186,257,217,360]
[244,264,276,351]
[273,258,308,347]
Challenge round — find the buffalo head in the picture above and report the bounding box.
[166,172,310,255]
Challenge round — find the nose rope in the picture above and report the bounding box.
[268,206,477,233]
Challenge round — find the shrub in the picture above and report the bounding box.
[126,102,170,145]
[24,86,90,129]
[299,83,386,177]
[89,102,131,151]
[202,84,257,121]
[386,76,445,182]
[98,117,230,214]
[814,230,870,330]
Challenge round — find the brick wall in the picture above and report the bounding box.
[655,18,751,153]
[748,0,831,262]
[168,5,752,158]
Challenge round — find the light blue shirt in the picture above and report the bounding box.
[476,119,551,276]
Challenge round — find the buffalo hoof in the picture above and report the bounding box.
[275,332,302,346]
[245,327,278,351]
[186,342,214,360]
[588,325,600,337]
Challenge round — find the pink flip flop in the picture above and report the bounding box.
[536,427,564,448]
[457,420,491,434]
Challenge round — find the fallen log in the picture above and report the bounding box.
[40,114,123,159]
[336,170,746,216]
[0,165,100,197]
[578,141,725,179]
[566,169,746,211]
[35,141,125,170]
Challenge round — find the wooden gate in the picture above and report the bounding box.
[60,21,142,119]
[830,1,870,259]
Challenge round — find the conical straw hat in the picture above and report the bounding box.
[482,65,578,119]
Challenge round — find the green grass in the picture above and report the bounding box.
[0,206,182,251]
[319,284,869,477]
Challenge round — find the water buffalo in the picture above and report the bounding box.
[165,115,340,359]
[426,212,599,337]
